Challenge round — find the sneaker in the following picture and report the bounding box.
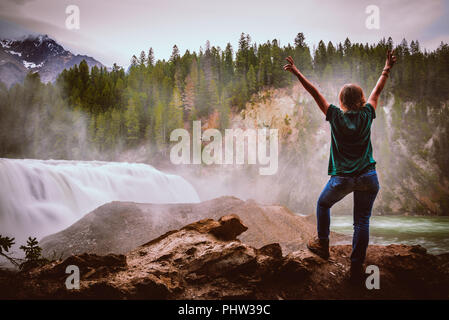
[306,237,330,259]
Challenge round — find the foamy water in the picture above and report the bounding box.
[0,158,200,242]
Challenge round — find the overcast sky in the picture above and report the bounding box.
[1,0,448,68]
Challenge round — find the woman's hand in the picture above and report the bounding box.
[283,56,329,115]
[283,56,300,76]
[384,50,397,70]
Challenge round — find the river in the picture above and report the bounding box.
[331,215,449,254]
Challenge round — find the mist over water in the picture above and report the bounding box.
[1,80,448,262]
[0,158,200,243]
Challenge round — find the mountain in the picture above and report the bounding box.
[0,34,104,87]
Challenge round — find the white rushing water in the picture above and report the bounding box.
[0,158,200,241]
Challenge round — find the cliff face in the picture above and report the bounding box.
[2,214,449,300]
[230,85,449,216]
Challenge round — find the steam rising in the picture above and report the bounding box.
[1,79,447,239]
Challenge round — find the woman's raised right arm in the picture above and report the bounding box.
[367,50,397,109]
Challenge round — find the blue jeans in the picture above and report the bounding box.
[316,169,380,267]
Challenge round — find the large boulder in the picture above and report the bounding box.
[40,196,345,259]
[2,214,449,299]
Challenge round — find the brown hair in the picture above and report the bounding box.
[339,84,366,110]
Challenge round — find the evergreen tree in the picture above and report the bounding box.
[247,65,257,95]
[107,109,121,147]
[294,32,306,48]
[314,40,327,77]
[147,47,155,67]
[124,98,140,145]
[167,87,184,134]
[170,45,180,63]
[130,55,138,67]
[153,101,165,150]
[139,51,147,66]
[223,43,234,84]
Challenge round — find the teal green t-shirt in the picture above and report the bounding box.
[326,103,376,176]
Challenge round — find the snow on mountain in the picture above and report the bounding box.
[23,61,43,69]
[8,50,22,57]
[0,34,104,87]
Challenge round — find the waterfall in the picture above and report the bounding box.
[0,158,200,241]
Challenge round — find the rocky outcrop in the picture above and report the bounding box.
[40,197,347,259]
[2,214,448,300]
